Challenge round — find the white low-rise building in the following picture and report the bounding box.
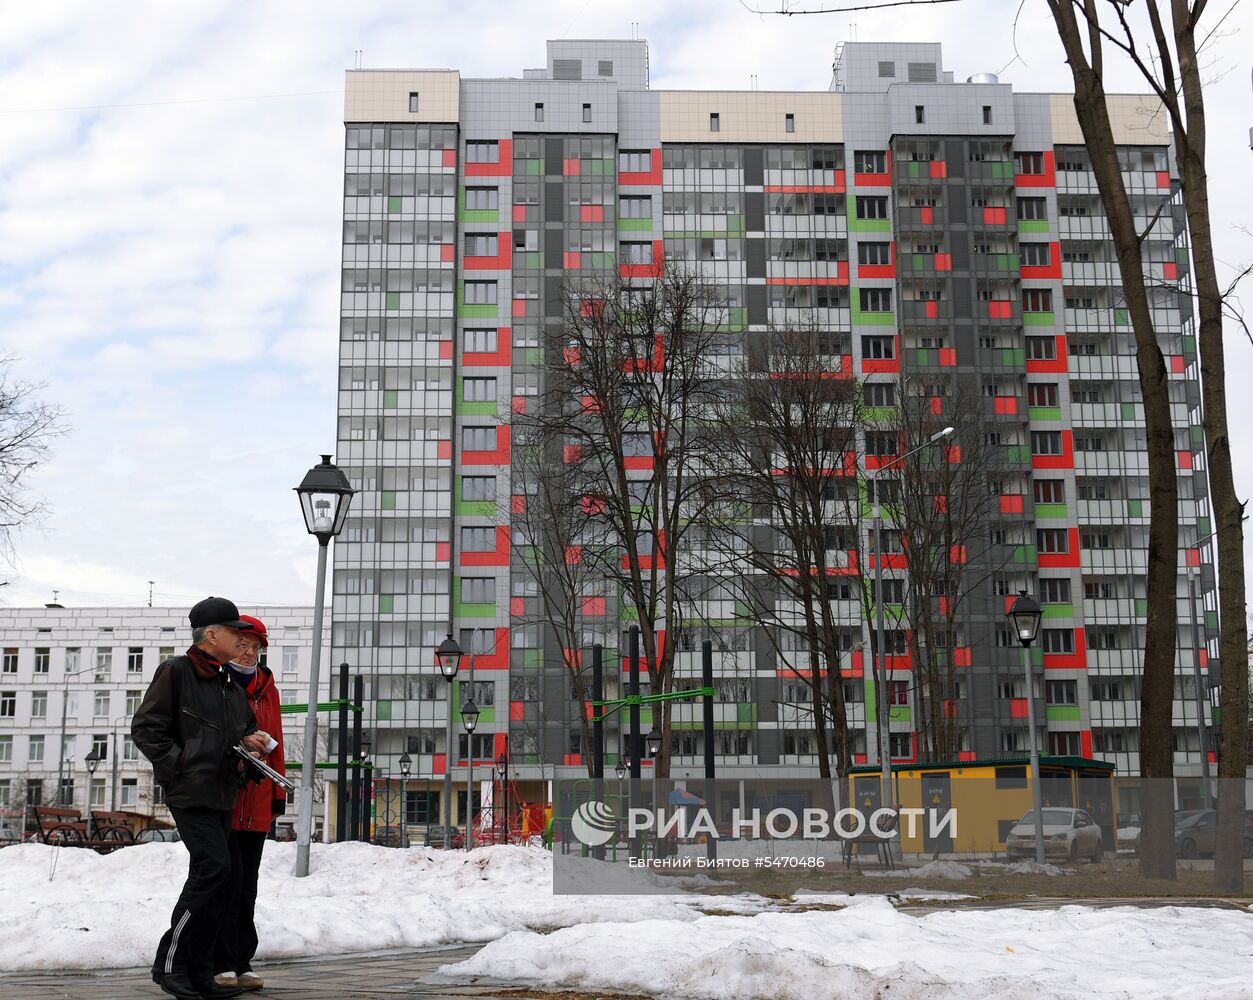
[0,604,322,840]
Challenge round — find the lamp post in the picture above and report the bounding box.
[867,425,954,815]
[1007,589,1046,864]
[84,749,101,840]
[56,664,94,800]
[435,633,463,848]
[461,697,480,850]
[360,739,372,843]
[293,454,356,878]
[495,751,508,845]
[399,751,412,848]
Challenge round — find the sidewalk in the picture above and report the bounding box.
[0,944,520,1000]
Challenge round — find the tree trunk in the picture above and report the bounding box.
[1046,0,1178,879]
[1169,0,1248,894]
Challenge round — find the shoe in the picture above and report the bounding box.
[157,974,203,1000]
[213,973,238,987]
[238,971,264,991]
[192,980,243,998]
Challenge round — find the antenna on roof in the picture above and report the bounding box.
[148,581,155,608]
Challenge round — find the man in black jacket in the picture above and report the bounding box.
[133,597,270,1000]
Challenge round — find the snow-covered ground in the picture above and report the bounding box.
[1,841,1250,1000]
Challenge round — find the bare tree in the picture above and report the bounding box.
[1043,0,1247,892]
[891,373,1010,762]
[0,354,66,571]
[536,263,729,778]
[705,326,865,779]
[1041,0,1184,881]
[509,414,614,777]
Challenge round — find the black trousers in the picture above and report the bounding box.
[213,830,267,974]
[152,807,233,984]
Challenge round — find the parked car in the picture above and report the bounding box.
[1006,808,1104,861]
[1174,809,1253,859]
[423,825,464,849]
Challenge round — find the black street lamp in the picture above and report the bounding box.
[294,454,355,878]
[645,727,662,758]
[434,633,463,850]
[85,749,101,840]
[615,759,627,782]
[461,698,479,851]
[398,752,412,848]
[1007,589,1045,864]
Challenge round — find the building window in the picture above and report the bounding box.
[861,335,895,359]
[282,648,299,676]
[460,577,495,604]
[785,113,795,133]
[915,105,926,124]
[854,150,887,173]
[619,150,651,173]
[1022,289,1053,313]
[34,647,49,674]
[889,733,913,758]
[125,689,142,715]
[1042,629,1075,654]
[31,690,47,718]
[1048,732,1081,755]
[465,141,499,163]
[864,382,895,406]
[121,778,138,807]
[856,195,888,219]
[461,527,496,552]
[620,195,651,218]
[859,288,892,312]
[708,112,721,132]
[1031,430,1062,455]
[1021,243,1051,266]
[28,735,44,762]
[127,647,144,673]
[94,691,110,719]
[463,426,497,450]
[1033,479,1065,503]
[95,648,112,677]
[1016,197,1047,220]
[1015,151,1046,175]
[1027,383,1059,407]
[1,648,16,673]
[1026,336,1056,360]
[463,328,498,353]
[464,233,499,257]
[1036,528,1070,554]
[462,476,496,501]
[92,733,108,759]
[58,779,74,807]
[982,105,992,125]
[582,103,592,123]
[878,60,895,78]
[0,736,10,762]
[408,92,419,114]
[462,377,496,402]
[464,187,498,211]
[534,102,544,122]
[0,691,14,718]
[619,241,653,264]
[463,280,497,304]
[0,779,8,808]
[858,242,892,265]
[159,647,175,663]
[1046,679,1078,704]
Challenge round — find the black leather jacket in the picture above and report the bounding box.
[132,646,257,811]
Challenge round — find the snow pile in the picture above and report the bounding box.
[441,898,1253,1000]
[975,859,1073,876]
[866,859,973,879]
[0,841,711,972]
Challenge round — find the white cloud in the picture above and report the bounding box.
[1,0,1251,610]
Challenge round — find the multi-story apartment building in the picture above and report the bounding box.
[333,39,1217,814]
[0,605,322,838]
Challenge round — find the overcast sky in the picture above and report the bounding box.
[1,0,1250,612]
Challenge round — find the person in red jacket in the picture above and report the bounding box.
[213,615,286,993]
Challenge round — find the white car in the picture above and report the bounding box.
[1006,807,1104,861]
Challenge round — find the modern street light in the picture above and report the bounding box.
[867,425,954,816]
[434,633,463,849]
[84,749,101,840]
[1007,589,1046,865]
[57,663,96,799]
[398,751,412,849]
[461,697,480,851]
[293,454,356,878]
